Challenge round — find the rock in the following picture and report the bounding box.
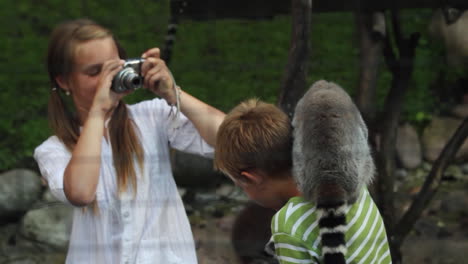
[461,163,468,174]
[413,217,440,238]
[443,165,464,180]
[395,169,408,180]
[171,150,224,188]
[0,169,42,219]
[216,183,236,197]
[402,237,468,264]
[451,103,468,118]
[440,190,468,216]
[0,223,17,250]
[0,223,66,264]
[177,187,187,198]
[41,189,59,203]
[421,117,468,163]
[406,167,427,182]
[396,123,422,169]
[18,204,73,251]
[421,161,433,172]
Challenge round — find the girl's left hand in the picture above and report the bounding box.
[141,48,177,105]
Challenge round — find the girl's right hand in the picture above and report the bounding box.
[90,59,126,116]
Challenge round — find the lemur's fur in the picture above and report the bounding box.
[292,80,375,264]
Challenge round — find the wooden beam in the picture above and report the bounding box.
[176,0,468,20]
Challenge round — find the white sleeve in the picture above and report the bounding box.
[33,137,72,205]
[166,111,214,158]
[130,98,214,158]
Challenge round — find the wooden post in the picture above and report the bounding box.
[277,0,312,117]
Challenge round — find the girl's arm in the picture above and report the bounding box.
[63,59,124,206]
[141,48,225,147]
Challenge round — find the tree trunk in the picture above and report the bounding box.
[277,0,312,117]
[355,11,385,124]
[376,10,420,263]
[393,117,468,247]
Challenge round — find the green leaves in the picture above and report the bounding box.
[0,3,453,172]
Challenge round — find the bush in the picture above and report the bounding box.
[0,2,449,172]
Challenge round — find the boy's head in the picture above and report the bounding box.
[214,99,295,208]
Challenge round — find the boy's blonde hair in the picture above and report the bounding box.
[214,99,292,180]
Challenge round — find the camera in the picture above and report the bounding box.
[111,58,145,93]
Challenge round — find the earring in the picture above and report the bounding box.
[65,90,70,96]
[52,87,57,91]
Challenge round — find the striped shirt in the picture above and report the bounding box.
[269,189,392,264]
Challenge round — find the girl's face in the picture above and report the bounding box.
[57,37,120,115]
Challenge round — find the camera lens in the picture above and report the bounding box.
[131,77,142,86]
[111,58,144,93]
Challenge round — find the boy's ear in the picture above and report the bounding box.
[239,171,265,186]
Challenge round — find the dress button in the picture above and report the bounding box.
[123,212,129,218]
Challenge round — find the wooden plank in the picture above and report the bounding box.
[173,0,468,20]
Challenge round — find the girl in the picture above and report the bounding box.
[34,19,225,264]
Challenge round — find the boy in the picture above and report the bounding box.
[214,97,391,264]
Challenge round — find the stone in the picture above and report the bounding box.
[451,103,468,118]
[443,165,464,180]
[171,150,224,188]
[461,163,468,174]
[421,117,468,163]
[402,238,468,264]
[440,190,468,215]
[216,183,236,197]
[41,189,59,203]
[0,169,42,218]
[396,123,422,169]
[18,204,73,251]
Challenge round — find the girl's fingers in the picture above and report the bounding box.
[144,64,164,87]
[141,57,165,76]
[141,47,160,59]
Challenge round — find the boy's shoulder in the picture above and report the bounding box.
[271,196,316,236]
[271,188,376,236]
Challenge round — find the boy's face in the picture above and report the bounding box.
[232,171,284,210]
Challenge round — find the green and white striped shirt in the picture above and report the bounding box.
[269,189,392,264]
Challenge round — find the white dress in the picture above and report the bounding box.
[34,98,213,264]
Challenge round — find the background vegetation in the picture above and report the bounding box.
[0,0,449,172]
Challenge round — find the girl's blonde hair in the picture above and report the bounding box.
[47,19,143,197]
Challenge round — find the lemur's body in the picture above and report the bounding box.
[292,80,375,264]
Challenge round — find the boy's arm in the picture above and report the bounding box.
[272,233,320,264]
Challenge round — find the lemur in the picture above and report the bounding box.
[161,0,187,64]
[292,80,375,264]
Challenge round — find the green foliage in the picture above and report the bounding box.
[399,9,442,125]
[0,2,455,172]
[0,0,169,171]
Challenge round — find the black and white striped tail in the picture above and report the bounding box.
[161,0,187,64]
[317,201,348,264]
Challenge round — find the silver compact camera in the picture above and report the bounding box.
[111,58,145,93]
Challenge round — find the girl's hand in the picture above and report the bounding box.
[141,48,177,105]
[91,59,126,115]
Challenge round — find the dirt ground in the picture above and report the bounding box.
[190,174,468,264]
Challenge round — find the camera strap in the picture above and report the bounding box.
[168,72,182,130]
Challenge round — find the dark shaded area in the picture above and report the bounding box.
[176,0,468,20]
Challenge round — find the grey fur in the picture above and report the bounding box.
[292,80,375,204]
